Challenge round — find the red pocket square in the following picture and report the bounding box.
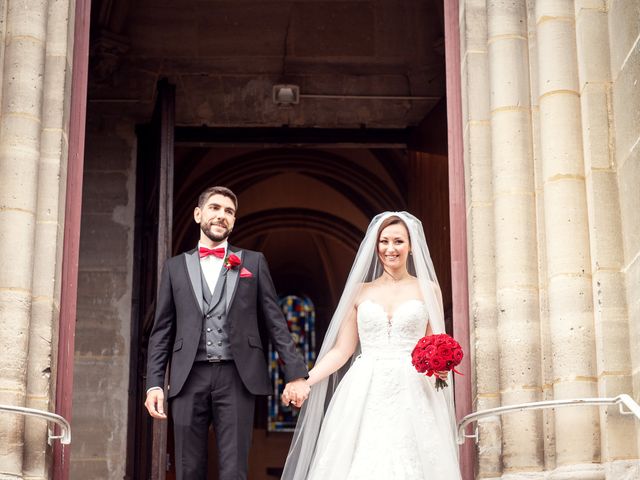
[240,267,253,278]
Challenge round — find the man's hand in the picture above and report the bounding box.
[281,378,310,408]
[145,389,167,419]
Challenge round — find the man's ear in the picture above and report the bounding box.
[194,206,201,223]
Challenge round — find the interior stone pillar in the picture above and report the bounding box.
[0,0,49,477]
[487,1,544,476]
[460,0,501,477]
[535,1,601,478]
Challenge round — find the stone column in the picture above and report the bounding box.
[460,0,501,477]
[487,1,544,476]
[525,0,556,471]
[575,1,637,478]
[0,0,49,476]
[23,0,72,476]
[607,0,640,470]
[535,1,601,478]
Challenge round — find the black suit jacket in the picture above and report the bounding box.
[146,245,308,398]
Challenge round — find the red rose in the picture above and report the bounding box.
[224,253,242,270]
[424,344,437,357]
[453,348,463,363]
[430,356,445,370]
[437,345,452,357]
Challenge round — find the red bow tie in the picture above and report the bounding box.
[199,246,225,259]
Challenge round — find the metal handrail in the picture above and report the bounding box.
[457,394,640,445]
[0,404,71,445]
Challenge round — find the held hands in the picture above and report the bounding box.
[281,378,310,408]
[436,371,449,381]
[144,389,167,419]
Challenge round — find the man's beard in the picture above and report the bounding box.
[201,221,230,242]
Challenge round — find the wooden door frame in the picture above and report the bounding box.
[444,1,476,479]
[53,0,92,478]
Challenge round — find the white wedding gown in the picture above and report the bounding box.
[306,299,462,480]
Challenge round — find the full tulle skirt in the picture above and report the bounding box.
[306,352,462,480]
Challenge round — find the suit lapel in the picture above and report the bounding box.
[225,246,242,314]
[184,249,205,315]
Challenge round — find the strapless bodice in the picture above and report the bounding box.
[356,299,426,357]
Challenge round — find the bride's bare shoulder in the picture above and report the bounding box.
[354,282,376,306]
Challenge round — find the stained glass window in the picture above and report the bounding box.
[268,295,316,432]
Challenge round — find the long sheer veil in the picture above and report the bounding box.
[281,211,458,479]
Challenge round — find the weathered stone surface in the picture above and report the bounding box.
[618,146,640,262]
[608,0,640,76]
[612,45,640,162]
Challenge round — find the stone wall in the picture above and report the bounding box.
[609,0,640,472]
[460,0,640,478]
[0,0,75,477]
[69,115,136,479]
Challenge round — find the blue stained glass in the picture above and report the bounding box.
[268,295,316,432]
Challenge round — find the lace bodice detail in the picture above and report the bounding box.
[356,299,427,356]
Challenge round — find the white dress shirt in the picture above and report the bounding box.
[199,241,228,293]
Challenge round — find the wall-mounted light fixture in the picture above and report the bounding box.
[273,84,300,105]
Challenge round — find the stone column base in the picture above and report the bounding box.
[502,472,546,480]
[548,463,605,480]
[604,459,640,480]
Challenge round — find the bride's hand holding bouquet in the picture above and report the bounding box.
[411,333,464,391]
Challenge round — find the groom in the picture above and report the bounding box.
[145,186,310,480]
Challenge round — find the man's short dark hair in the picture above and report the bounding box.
[197,186,238,211]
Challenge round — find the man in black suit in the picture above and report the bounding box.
[145,186,309,480]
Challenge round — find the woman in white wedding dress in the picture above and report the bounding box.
[281,212,462,480]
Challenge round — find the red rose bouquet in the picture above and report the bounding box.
[411,333,463,391]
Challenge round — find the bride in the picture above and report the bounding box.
[281,212,462,480]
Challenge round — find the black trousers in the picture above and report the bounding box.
[170,361,255,480]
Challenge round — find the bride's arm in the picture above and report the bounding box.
[306,306,359,387]
[425,322,433,336]
[425,282,449,381]
[424,281,444,336]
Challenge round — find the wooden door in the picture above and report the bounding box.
[126,79,175,480]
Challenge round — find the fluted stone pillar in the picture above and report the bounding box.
[23,0,72,477]
[535,1,601,478]
[487,1,544,476]
[575,2,638,478]
[0,0,49,476]
[524,0,557,471]
[576,0,637,480]
[461,0,501,477]
[607,0,640,471]
[460,0,640,477]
